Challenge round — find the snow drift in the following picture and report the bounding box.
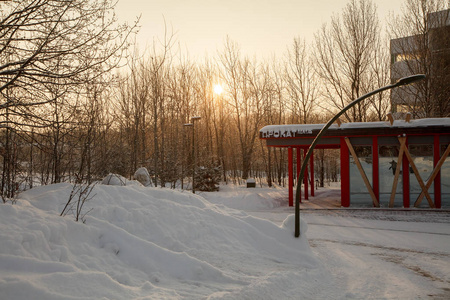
[0,183,320,299]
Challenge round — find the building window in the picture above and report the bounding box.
[394,53,418,62]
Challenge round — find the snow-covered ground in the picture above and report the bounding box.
[1,181,449,299]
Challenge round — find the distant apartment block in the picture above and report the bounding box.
[390,9,450,117]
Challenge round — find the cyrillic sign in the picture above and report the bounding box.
[261,129,313,138]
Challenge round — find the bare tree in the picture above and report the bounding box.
[0,0,136,196]
[148,30,175,187]
[0,0,136,110]
[314,0,384,122]
[219,38,269,180]
[165,57,195,187]
[60,179,96,223]
[367,35,391,121]
[285,37,319,124]
[257,60,286,187]
[75,77,113,183]
[117,51,152,176]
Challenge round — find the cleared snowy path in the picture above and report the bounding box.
[303,213,450,299]
[244,206,450,299]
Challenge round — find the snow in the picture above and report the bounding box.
[1,181,449,299]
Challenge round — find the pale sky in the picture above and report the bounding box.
[115,0,406,59]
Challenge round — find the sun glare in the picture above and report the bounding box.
[213,84,223,95]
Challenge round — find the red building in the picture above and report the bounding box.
[260,118,450,208]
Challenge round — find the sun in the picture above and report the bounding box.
[213,84,223,95]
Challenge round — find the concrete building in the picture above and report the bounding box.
[390,9,450,117]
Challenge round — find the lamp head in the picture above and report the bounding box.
[395,74,426,87]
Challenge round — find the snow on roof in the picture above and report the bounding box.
[260,118,450,138]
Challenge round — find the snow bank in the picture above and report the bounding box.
[0,183,319,299]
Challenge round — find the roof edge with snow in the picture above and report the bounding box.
[260,118,450,140]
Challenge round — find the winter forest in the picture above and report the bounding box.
[1,0,449,202]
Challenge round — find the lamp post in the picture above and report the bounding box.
[185,116,201,193]
[294,74,426,238]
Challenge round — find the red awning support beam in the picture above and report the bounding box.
[310,151,315,197]
[296,148,302,204]
[288,147,293,207]
[372,136,379,203]
[433,135,442,208]
[340,137,350,207]
[303,149,308,200]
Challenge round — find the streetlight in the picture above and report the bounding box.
[294,74,426,238]
[185,116,201,193]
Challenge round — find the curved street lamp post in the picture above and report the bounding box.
[294,74,426,238]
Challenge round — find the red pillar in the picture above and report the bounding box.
[297,148,302,203]
[340,137,350,207]
[372,137,379,206]
[434,135,441,208]
[288,147,294,207]
[303,149,309,200]
[310,151,315,197]
[402,137,410,208]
